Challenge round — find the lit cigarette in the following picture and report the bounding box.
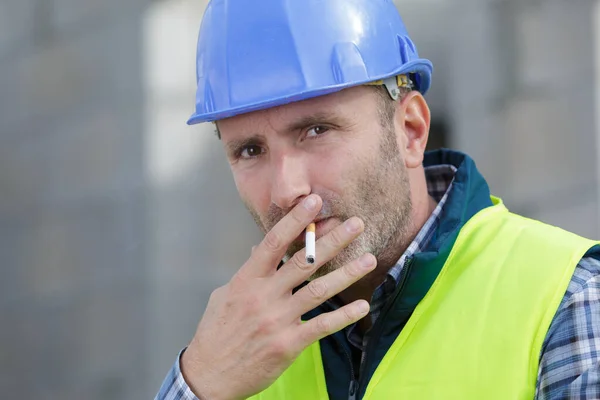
[305,223,316,264]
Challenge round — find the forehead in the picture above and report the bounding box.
[217,86,380,137]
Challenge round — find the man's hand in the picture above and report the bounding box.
[181,194,376,400]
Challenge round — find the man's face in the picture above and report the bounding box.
[218,86,413,278]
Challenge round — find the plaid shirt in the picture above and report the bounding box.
[156,164,600,400]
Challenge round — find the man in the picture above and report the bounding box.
[156,1,600,399]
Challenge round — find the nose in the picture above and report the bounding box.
[270,151,311,210]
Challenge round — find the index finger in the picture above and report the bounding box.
[240,194,322,277]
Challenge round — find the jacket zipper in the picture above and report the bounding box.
[338,335,358,400]
[348,379,359,400]
[324,306,358,400]
[356,257,414,397]
[329,331,358,400]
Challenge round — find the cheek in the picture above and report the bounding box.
[232,168,272,214]
[306,150,362,194]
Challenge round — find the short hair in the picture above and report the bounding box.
[214,122,222,139]
[372,85,411,130]
[213,85,411,140]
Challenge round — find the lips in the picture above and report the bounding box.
[292,217,336,246]
[313,217,332,232]
[310,217,340,240]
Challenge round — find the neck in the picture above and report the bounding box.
[336,194,437,316]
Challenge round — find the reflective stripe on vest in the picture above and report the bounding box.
[249,197,598,400]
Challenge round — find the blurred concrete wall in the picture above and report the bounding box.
[399,0,600,238]
[0,0,151,398]
[446,0,600,238]
[0,0,262,398]
[0,0,599,399]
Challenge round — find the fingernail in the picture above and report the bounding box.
[303,196,317,211]
[359,254,375,268]
[344,218,362,233]
[357,301,370,314]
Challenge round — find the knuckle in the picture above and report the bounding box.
[343,306,356,322]
[316,316,333,335]
[263,230,283,252]
[290,252,310,272]
[230,272,246,288]
[343,262,361,280]
[290,206,306,224]
[209,286,224,302]
[269,337,293,361]
[209,285,231,306]
[257,316,278,335]
[328,228,345,248]
[307,280,328,300]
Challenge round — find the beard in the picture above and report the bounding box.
[246,125,413,279]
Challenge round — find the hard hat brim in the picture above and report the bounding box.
[187,59,433,125]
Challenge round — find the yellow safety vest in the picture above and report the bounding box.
[249,198,598,399]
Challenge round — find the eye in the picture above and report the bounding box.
[306,126,330,138]
[240,145,264,159]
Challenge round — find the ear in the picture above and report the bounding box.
[395,92,431,169]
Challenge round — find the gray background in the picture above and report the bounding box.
[1,0,599,398]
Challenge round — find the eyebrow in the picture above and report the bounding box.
[284,111,346,132]
[224,111,347,156]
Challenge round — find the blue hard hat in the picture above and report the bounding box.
[188,0,433,124]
